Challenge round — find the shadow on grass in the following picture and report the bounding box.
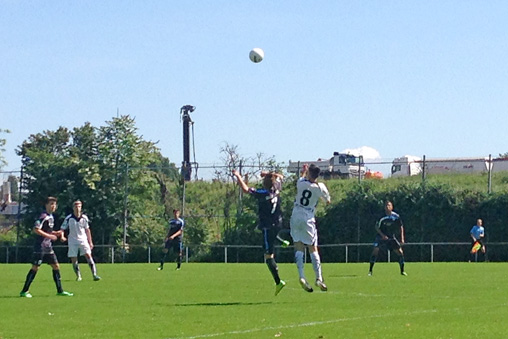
[169,301,274,307]
[327,274,359,278]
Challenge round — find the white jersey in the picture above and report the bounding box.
[61,213,90,245]
[290,177,331,245]
[293,178,330,212]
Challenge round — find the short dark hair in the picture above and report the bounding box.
[173,209,180,213]
[46,196,57,204]
[262,173,275,190]
[308,164,321,180]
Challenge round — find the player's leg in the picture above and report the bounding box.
[69,243,81,280]
[391,239,406,275]
[480,241,486,261]
[394,249,407,275]
[290,209,313,292]
[294,241,313,292]
[309,245,327,291]
[158,243,169,270]
[20,255,41,297]
[276,228,291,248]
[369,244,380,275]
[71,257,81,280]
[84,245,100,281]
[263,228,282,282]
[176,241,183,270]
[470,240,477,262]
[49,255,72,296]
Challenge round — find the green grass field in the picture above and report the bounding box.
[0,262,506,338]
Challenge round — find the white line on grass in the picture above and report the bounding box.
[164,309,438,339]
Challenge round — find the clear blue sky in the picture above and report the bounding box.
[2,1,508,179]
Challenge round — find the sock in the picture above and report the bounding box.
[266,258,281,284]
[177,254,182,269]
[53,269,63,293]
[86,257,97,276]
[310,251,322,282]
[72,262,81,277]
[399,255,405,273]
[295,251,305,280]
[21,269,37,293]
[470,253,475,262]
[369,255,377,272]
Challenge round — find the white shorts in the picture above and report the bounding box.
[290,206,318,246]
[68,242,92,257]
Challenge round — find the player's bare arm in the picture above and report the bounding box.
[232,169,250,193]
[34,228,58,241]
[169,229,183,240]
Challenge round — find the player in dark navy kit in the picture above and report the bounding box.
[20,196,73,297]
[233,169,286,296]
[158,209,185,270]
[368,200,407,276]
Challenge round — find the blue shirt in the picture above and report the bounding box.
[470,225,484,240]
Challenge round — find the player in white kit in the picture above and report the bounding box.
[290,164,331,292]
[61,200,101,281]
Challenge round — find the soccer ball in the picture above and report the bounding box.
[249,48,264,63]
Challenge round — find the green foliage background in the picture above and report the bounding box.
[4,115,508,263]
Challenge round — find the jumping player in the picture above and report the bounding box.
[290,164,330,293]
[60,200,101,281]
[368,200,407,276]
[232,169,286,296]
[158,209,185,271]
[20,196,73,297]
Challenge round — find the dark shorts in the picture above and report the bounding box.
[164,239,183,253]
[31,251,59,266]
[262,228,279,255]
[373,235,401,251]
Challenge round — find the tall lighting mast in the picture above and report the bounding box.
[180,105,195,181]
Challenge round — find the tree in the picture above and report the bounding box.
[16,116,180,250]
[0,129,11,170]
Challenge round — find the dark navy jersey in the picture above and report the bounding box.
[33,211,55,253]
[249,180,282,229]
[376,212,403,238]
[167,218,185,240]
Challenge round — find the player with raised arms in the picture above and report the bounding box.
[290,164,331,293]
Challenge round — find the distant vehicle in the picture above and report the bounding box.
[391,156,499,177]
[391,156,423,177]
[288,152,365,179]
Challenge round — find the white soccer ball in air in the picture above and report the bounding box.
[249,48,264,63]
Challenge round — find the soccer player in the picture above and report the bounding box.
[60,200,101,281]
[290,164,330,293]
[158,209,185,271]
[20,196,73,297]
[368,200,407,276]
[232,169,286,296]
[469,218,486,262]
